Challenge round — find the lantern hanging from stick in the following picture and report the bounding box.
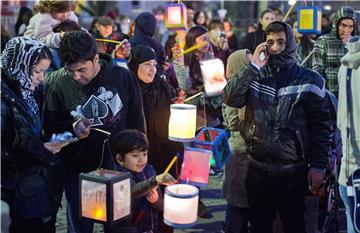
[165,2,187,30]
[164,184,199,228]
[297,6,322,35]
[168,104,197,142]
[79,169,131,225]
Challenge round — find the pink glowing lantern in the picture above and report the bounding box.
[164,184,199,228]
[79,169,131,224]
[165,2,187,30]
[180,147,212,187]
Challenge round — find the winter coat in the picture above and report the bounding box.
[240,28,264,53]
[337,36,360,185]
[312,6,358,96]
[222,22,331,170]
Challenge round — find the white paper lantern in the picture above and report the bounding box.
[168,104,197,142]
[200,58,227,96]
[164,184,199,228]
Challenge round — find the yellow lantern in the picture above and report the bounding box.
[165,2,187,30]
[79,169,131,224]
[297,6,322,35]
[164,184,199,227]
[168,104,197,142]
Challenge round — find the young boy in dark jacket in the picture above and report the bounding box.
[106,129,176,233]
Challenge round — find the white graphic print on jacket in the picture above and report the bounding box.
[70,87,123,126]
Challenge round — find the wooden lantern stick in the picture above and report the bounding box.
[283,1,297,22]
[174,42,208,58]
[95,38,127,46]
[184,92,204,102]
[164,156,178,174]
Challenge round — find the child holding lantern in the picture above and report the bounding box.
[106,129,176,233]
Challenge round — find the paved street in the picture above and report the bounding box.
[56,173,346,233]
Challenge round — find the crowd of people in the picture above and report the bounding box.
[1,1,359,233]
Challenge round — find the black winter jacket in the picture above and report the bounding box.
[1,75,58,221]
[222,22,332,170]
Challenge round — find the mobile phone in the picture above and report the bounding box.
[259,46,268,61]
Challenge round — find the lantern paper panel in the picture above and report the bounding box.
[297,6,322,35]
[79,169,131,224]
[165,3,187,30]
[168,104,197,142]
[180,147,212,187]
[164,184,199,228]
[191,127,231,170]
[200,58,227,96]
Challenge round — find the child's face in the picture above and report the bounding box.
[51,11,71,22]
[117,150,148,173]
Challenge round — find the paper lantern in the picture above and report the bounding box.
[168,104,197,142]
[200,58,227,96]
[165,2,187,30]
[164,184,199,228]
[180,147,212,187]
[79,169,131,224]
[191,127,231,170]
[297,6,322,35]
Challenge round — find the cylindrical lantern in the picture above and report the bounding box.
[164,184,199,228]
[168,104,197,142]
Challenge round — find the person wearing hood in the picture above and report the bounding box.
[129,12,166,76]
[222,21,332,233]
[43,31,145,233]
[337,36,360,233]
[312,6,357,97]
[1,37,68,232]
[128,45,183,179]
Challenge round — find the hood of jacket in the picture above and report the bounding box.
[134,12,156,38]
[332,6,357,39]
[263,21,297,69]
[341,36,360,69]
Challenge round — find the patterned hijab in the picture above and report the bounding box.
[1,37,47,115]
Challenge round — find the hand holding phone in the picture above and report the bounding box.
[252,42,269,68]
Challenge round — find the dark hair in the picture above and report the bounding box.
[290,20,314,57]
[53,20,81,33]
[208,19,224,31]
[96,16,113,26]
[111,129,149,160]
[31,46,52,75]
[184,25,209,66]
[59,31,97,65]
[223,18,233,30]
[264,21,287,37]
[272,8,283,15]
[258,9,275,29]
[193,11,208,27]
[15,7,32,35]
[33,0,71,14]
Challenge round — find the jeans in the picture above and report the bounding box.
[225,204,249,233]
[339,184,356,233]
[64,167,94,233]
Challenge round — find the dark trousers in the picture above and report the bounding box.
[246,165,308,233]
[10,217,55,233]
[225,204,249,233]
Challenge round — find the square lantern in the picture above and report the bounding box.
[79,169,131,225]
[164,184,199,228]
[297,6,322,35]
[165,2,187,30]
[180,147,212,187]
[191,127,231,170]
[200,58,227,96]
[168,104,197,142]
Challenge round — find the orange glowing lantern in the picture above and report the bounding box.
[180,147,212,187]
[164,184,199,228]
[165,2,187,30]
[79,169,131,224]
[168,104,197,142]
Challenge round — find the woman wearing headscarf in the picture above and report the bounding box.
[222,49,252,233]
[128,44,183,177]
[1,37,67,233]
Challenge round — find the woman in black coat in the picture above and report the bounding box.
[1,37,67,233]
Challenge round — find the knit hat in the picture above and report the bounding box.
[128,45,156,75]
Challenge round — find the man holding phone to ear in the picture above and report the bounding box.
[222,21,332,233]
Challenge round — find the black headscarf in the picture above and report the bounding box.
[128,45,156,75]
[263,21,297,69]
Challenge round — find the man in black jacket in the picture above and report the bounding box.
[43,31,145,233]
[222,21,331,233]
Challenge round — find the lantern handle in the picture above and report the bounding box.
[184,92,204,102]
[95,38,127,46]
[164,156,178,174]
[174,42,208,58]
[300,48,315,66]
[283,1,297,22]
